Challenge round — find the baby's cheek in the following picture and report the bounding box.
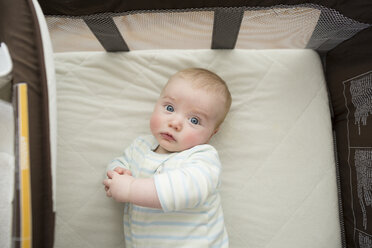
[150,113,161,133]
[183,131,205,148]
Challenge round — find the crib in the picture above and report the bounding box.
[0,0,371,247]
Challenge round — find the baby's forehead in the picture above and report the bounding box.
[163,77,220,94]
[161,83,221,102]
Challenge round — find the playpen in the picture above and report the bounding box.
[0,0,371,247]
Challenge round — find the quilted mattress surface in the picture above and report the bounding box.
[54,49,341,248]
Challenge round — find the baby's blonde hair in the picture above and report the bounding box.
[164,68,232,127]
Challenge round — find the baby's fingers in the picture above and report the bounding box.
[114,167,125,174]
[103,179,112,197]
[114,167,132,176]
[107,170,118,179]
[123,170,132,176]
[103,178,111,187]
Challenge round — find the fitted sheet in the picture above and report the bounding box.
[54,49,341,247]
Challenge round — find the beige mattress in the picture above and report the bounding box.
[54,49,341,247]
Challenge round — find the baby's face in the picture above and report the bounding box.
[150,77,224,154]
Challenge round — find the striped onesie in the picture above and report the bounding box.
[107,135,228,248]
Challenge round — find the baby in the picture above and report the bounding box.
[103,68,231,247]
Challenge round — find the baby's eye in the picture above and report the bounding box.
[190,117,200,125]
[165,105,174,112]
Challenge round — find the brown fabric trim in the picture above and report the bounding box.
[326,27,372,247]
[0,82,12,102]
[12,87,21,248]
[0,0,55,247]
[38,0,372,24]
[27,1,55,247]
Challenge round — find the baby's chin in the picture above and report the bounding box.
[161,144,202,153]
[155,142,175,154]
[156,137,207,153]
[157,143,183,154]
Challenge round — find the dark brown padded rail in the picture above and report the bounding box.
[38,0,372,24]
[0,0,55,247]
[327,26,372,248]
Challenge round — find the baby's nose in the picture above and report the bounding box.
[168,118,182,131]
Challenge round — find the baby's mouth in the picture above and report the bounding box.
[160,132,175,142]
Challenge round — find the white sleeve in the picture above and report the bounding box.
[154,145,221,212]
[106,140,135,173]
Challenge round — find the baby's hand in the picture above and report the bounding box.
[103,170,135,203]
[104,167,131,193]
[112,167,132,176]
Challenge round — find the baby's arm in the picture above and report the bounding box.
[103,170,161,209]
[107,140,135,173]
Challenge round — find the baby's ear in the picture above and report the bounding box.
[208,126,220,142]
[212,127,220,136]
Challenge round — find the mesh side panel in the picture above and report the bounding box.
[306,6,370,52]
[46,17,103,52]
[236,7,321,49]
[45,4,370,52]
[113,11,214,50]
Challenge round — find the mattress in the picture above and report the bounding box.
[0,100,14,248]
[54,49,341,247]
